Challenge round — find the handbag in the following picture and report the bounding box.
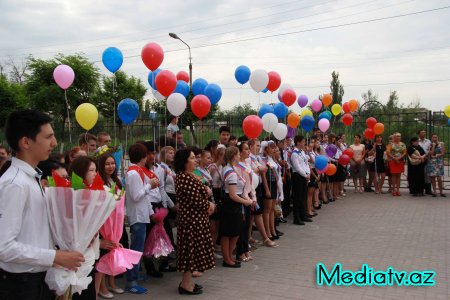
[408,150,421,166]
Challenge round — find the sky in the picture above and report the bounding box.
[1,0,449,113]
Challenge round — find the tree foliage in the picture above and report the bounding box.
[0,74,27,126]
[330,71,344,105]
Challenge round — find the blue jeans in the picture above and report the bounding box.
[126,222,147,286]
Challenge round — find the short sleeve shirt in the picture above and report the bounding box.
[223,164,245,195]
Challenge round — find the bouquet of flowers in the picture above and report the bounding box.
[143,208,174,258]
[96,194,142,276]
[45,171,116,299]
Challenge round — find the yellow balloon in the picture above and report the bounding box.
[75,103,98,130]
[445,105,450,118]
[331,104,342,116]
[301,109,313,118]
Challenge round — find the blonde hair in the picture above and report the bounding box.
[160,146,175,163]
[224,146,239,164]
[214,147,226,163]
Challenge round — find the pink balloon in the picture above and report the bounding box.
[311,99,322,112]
[53,65,75,90]
[318,118,330,132]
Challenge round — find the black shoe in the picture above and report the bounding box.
[432,193,437,197]
[301,218,312,222]
[222,262,241,268]
[269,235,280,241]
[329,198,335,202]
[293,220,305,225]
[310,213,318,217]
[194,284,203,291]
[275,230,284,236]
[279,218,287,223]
[179,284,203,295]
[314,205,322,210]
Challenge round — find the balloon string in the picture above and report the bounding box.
[164,104,167,147]
[239,85,243,107]
[113,74,117,146]
[65,90,72,144]
[85,131,89,155]
[125,126,129,161]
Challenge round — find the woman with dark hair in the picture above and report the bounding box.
[371,135,387,194]
[407,137,426,196]
[174,148,215,295]
[65,146,87,170]
[426,134,446,197]
[95,153,126,298]
[205,139,219,161]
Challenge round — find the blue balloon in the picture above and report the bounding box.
[102,47,123,73]
[117,98,139,125]
[315,155,328,171]
[262,87,268,93]
[192,78,208,96]
[301,115,315,132]
[204,83,222,105]
[273,102,288,119]
[234,65,251,85]
[318,111,332,121]
[258,104,274,118]
[174,80,190,98]
[147,69,161,90]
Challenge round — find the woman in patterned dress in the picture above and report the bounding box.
[174,148,216,295]
[426,134,446,197]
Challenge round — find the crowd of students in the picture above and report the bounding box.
[0,110,446,300]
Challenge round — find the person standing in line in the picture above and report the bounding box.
[167,116,180,138]
[290,135,311,225]
[218,126,231,147]
[407,137,426,197]
[386,133,406,196]
[426,134,446,197]
[97,132,112,147]
[350,135,366,193]
[371,135,387,194]
[0,110,85,300]
[418,129,432,195]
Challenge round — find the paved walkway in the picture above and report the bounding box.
[116,190,450,300]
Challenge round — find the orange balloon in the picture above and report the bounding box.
[349,99,358,112]
[326,163,337,176]
[287,113,300,128]
[322,94,332,107]
[373,123,385,135]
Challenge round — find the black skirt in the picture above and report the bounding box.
[263,180,278,200]
[219,193,243,237]
[251,184,264,215]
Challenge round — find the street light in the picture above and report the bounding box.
[169,32,192,90]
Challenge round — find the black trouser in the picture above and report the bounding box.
[0,269,54,300]
[236,205,251,258]
[282,170,292,216]
[292,173,308,222]
[72,268,96,300]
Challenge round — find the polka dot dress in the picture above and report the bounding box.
[175,172,215,273]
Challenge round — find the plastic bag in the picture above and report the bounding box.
[45,187,116,296]
[96,196,142,276]
[143,208,174,258]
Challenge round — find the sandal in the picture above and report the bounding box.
[263,238,278,247]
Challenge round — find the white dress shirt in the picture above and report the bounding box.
[150,164,174,208]
[125,164,155,226]
[0,157,56,273]
[160,162,176,195]
[418,138,431,155]
[290,147,310,178]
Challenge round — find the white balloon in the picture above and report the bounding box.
[249,69,269,93]
[262,113,278,133]
[167,93,187,116]
[278,83,293,97]
[273,123,288,140]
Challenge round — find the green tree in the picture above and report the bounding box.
[0,74,27,127]
[330,71,344,105]
[93,70,147,121]
[25,54,100,141]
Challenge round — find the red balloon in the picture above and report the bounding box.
[364,128,375,140]
[338,154,350,166]
[176,71,189,83]
[342,102,350,113]
[155,70,177,97]
[267,71,281,92]
[141,42,164,71]
[242,115,263,139]
[282,89,296,106]
[191,95,211,119]
[343,148,354,160]
[366,117,377,129]
[342,113,353,126]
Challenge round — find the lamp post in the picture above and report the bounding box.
[169,32,192,90]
